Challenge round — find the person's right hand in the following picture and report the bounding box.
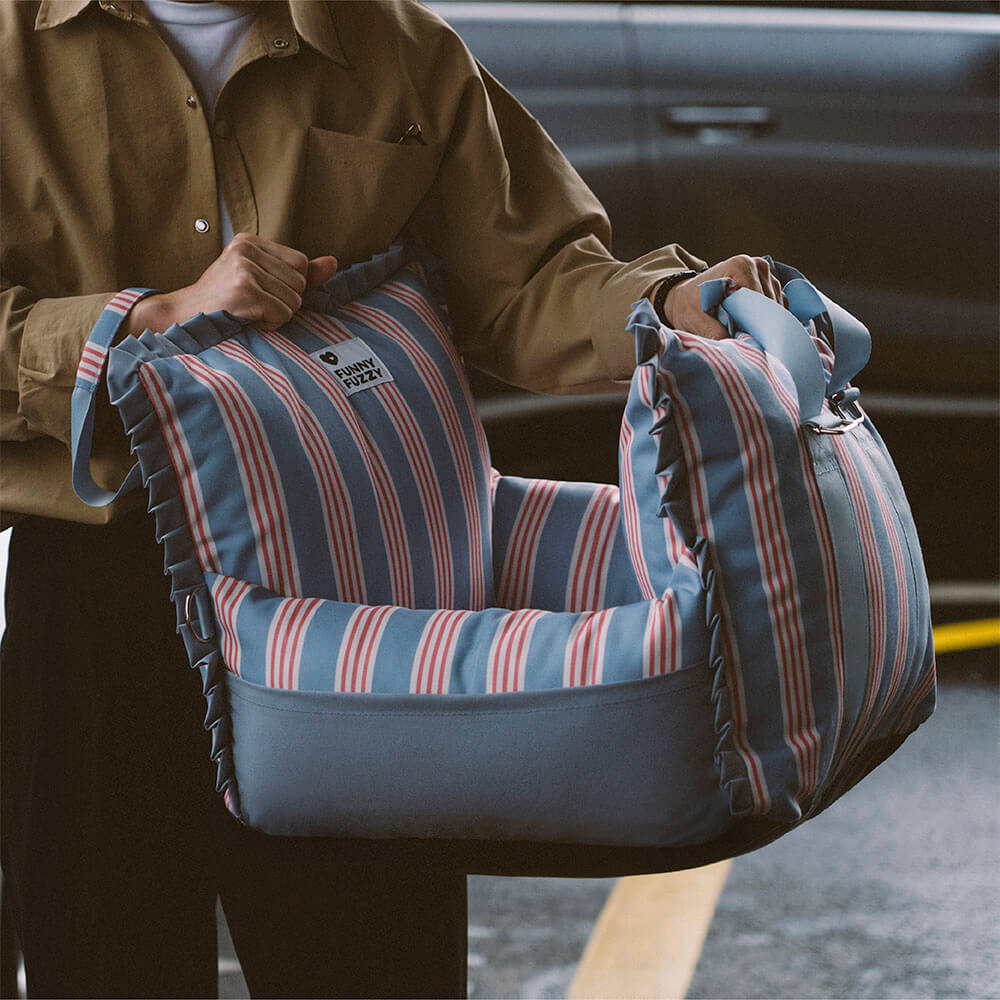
[123,234,338,337]
[660,254,786,341]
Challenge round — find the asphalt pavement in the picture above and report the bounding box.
[213,652,998,1000]
[687,655,999,1000]
[3,529,994,1000]
[3,637,994,999]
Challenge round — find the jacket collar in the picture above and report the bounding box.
[289,1,347,67]
[34,0,348,67]
[34,0,91,29]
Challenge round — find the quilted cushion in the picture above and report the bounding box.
[619,288,936,823]
[81,246,935,850]
[110,247,494,611]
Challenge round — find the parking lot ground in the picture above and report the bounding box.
[5,641,990,1000]
[567,860,732,999]
[686,654,998,1000]
[214,646,998,1000]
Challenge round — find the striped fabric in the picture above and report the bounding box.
[76,291,151,385]
[104,248,705,696]
[622,297,936,822]
[196,464,706,694]
[122,254,494,611]
[204,571,703,694]
[84,246,936,842]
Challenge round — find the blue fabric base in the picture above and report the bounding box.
[73,248,935,867]
[222,664,733,847]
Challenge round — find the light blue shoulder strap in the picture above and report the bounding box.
[783,279,871,395]
[71,289,158,506]
[700,279,828,425]
[700,274,872,428]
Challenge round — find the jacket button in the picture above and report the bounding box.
[272,38,289,49]
[186,95,197,109]
[194,218,211,234]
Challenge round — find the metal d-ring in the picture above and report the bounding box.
[809,412,865,435]
[184,589,212,643]
[808,392,865,435]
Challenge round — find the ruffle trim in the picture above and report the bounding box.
[301,244,410,313]
[105,248,425,823]
[301,244,449,320]
[108,309,245,819]
[627,298,756,819]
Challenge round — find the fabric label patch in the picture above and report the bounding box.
[310,338,394,396]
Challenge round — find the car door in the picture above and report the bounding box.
[426,3,649,257]
[428,1,999,589]
[627,3,1000,588]
[629,2,999,397]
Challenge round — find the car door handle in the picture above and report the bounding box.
[660,105,778,143]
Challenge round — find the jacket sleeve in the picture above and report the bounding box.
[0,277,143,468]
[0,277,120,446]
[406,54,706,395]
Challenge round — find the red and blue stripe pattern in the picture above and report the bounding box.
[623,298,935,821]
[108,248,709,696]
[201,460,710,693]
[90,247,934,835]
[103,250,710,701]
[128,259,494,611]
[75,291,150,388]
[206,570,705,694]
[493,476,642,612]
[76,341,109,390]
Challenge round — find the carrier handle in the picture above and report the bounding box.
[71,289,158,507]
[699,272,870,429]
[782,278,871,397]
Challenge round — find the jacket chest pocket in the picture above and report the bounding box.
[299,126,441,265]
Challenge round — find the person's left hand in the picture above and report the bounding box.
[659,255,786,340]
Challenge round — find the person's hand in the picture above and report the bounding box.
[123,234,338,337]
[659,255,785,340]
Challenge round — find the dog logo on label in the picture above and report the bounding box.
[310,339,394,396]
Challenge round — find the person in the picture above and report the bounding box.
[0,1,784,996]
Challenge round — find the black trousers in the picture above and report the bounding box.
[1,511,468,999]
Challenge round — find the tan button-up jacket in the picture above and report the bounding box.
[1,0,705,527]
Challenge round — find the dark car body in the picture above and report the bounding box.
[430,0,1000,593]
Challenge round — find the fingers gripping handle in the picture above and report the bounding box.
[700,279,826,424]
[699,274,871,428]
[71,289,158,507]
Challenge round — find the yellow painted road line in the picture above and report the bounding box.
[567,860,732,1000]
[566,617,996,997]
[932,618,1000,654]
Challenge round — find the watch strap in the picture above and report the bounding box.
[652,270,699,325]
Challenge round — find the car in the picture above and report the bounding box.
[429,0,1000,598]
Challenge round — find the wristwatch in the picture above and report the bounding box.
[652,270,699,325]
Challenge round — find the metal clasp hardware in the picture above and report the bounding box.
[809,390,865,435]
[185,589,213,644]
